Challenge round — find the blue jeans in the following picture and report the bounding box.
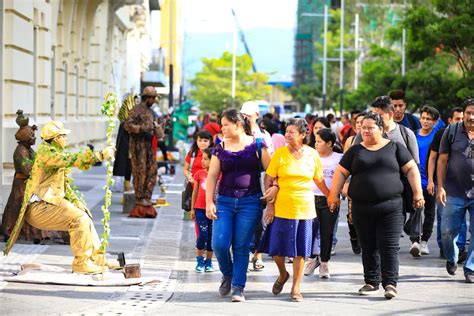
[195,208,213,251]
[441,196,474,275]
[436,200,467,251]
[212,193,263,289]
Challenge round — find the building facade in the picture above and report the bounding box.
[0,0,159,212]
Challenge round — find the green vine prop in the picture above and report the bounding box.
[99,93,118,256]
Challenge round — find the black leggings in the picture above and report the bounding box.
[352,197,404,288]
[314,196,339,262]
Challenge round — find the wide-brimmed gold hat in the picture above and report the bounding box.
[40,121,71,140]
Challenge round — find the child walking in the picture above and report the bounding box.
[191,148,214,272]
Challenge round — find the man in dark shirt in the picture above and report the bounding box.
[437,99,474,283]
[389,90,421,132]
[426,107,467,260]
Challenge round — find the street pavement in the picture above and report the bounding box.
[1,164,473,315]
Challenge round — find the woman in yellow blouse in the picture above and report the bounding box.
[260,118,329,302]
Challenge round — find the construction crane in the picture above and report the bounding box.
[231,8,257,73]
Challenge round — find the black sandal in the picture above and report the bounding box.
[252,258,265,271]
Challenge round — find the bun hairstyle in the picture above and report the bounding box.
[221,108,252,136]
[316,128,337,148]
[362,112,385,130]
[286,118,309,144]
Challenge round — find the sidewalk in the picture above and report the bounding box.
[0,164,183,315]
[1,164,473,315]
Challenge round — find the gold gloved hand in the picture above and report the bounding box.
[101,146,116,161]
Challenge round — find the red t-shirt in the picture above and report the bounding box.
[185,150,203,176]
[193,169,207,209]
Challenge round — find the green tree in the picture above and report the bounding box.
[345,45,403,110]
[190,52,270,112]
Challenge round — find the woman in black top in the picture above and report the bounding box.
[328,112,424,300]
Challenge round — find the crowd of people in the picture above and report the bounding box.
[182,93,473,303]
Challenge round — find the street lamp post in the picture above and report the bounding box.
[231,20,237,106]
[168,0,174,110]
[339,0,344,115]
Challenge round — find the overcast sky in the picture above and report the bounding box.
[182,0,297,33]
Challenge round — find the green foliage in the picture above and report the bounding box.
[190,52,270,112]
[345,45,403,110]
[344,0,472,116]
[99,93,118,256]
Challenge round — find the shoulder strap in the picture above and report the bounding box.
[399,124,410,148]
[256,138,263,172]
[447,122,460,154]
[448,122,459,144]
[188,151,196,172]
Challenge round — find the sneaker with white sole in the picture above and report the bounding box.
[410,242,422,258]
[420,241,430,255]
[358,284,380,295]
[303,257,320,276]
[319,261,330,279]
[384,285,397,299]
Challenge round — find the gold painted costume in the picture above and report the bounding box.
[4,121,115,274]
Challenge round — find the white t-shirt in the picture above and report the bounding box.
[312,152,343,196]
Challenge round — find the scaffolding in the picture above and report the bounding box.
[293,0,340,86]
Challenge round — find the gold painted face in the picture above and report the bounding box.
[53,134,68,148]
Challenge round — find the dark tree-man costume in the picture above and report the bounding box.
[123,86,163,217]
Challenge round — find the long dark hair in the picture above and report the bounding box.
[309,117,331,147]
[221,108,252,136]
[189,129,214,156]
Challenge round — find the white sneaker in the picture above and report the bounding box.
[410,242,421,258]
[420,241,430,255]
[303,257,320,276]
[319,262,330,279]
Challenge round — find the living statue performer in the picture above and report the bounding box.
[113,94,137,192]
[123,86,163,217]
[2,110,42,243]
[3,121,117,274]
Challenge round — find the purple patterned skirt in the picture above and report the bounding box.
[258,217,313,257]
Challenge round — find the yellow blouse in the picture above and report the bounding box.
[266,145,323,220]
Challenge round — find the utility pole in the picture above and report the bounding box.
[339,0,344,115]
[231,18,237,106]
[354,13,359,89]
[322,5,328,116]
[402,0,407,76]
[168,0,174,109]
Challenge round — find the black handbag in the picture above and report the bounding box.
[181,181,193,212]
[403,207,423,238]
[181,152,195,212]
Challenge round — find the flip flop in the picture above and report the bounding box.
[272,271,290,295]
